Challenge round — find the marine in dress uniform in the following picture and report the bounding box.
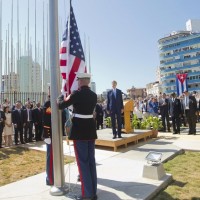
[43,98,54,185]
[58,72,97,200]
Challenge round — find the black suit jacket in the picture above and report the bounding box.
[107,89,124,114]
[169,98,182,117]
[12,109,24,128]
[32,107,43,124]
[0,111,6,130]
[159,98,170,116]
[188,95,197,114]
[23,109,33,123]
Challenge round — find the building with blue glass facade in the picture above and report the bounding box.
[158,21,200,95]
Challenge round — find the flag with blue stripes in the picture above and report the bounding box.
[176,73,188,96]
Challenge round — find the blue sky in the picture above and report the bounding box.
[1,0,200,94]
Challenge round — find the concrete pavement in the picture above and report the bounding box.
[0,128,200,200]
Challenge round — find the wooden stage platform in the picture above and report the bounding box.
[95,129,153,151]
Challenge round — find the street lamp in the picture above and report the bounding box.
[145,151,163,165]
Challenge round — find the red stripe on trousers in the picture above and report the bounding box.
[73,141,85,196]
[49,144,54,185]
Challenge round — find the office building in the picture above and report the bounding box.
[158,20,200,94]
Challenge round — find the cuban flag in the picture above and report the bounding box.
[176,73,188,96]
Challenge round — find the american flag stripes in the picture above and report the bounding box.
[60,5,86,95]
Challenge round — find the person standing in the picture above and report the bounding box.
[169,93,182,134]
[0,105,6,148]
[159,93,171,132]
[43,97,54,186]
[95,102,104,130]
[183,90,197,135]
[107,80,124,139]
[32,102,43,141]
[12,101,25,145]
[3,106,13,146]
[23,102,34,142]
[57,72,97,200]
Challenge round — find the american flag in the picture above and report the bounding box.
[60,5,86,95]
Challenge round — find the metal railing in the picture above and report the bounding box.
[0,91,49,106]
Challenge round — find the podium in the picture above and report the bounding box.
[122,99,134,133]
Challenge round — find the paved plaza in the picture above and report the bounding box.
[0,128,200,200]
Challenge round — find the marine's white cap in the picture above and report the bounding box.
[75,72,91,79]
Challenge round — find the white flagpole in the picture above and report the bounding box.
[49,0,65,195]
[34,0,37,92]
[11,0,13,91]
[42,1,45,93]
[0,0,2,92]
[46,2,50,88]
[66,0,71,96]
[88,36,91,74]
[17,0,19,75]
[8,24,10,91]
[5,30,7,91]
[24,27,26,56]
[28,0,29,57]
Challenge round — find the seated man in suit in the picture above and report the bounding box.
[107,80,124,139]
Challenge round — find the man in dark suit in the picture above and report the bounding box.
[12,101,25,145]
[183,90,197,135]
[58,72,98,200]
[158,93,171,132]
[23,102,34,142]
[107,80,124,139]
[32,102,43,141]
[95,102,104,130]
[169,93,182,134]
[0,105,6,148]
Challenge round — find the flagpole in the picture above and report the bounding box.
[11,0,13,92]
[8,24,10,92]
[5,30,7,91]
[42,1,45,93]
[0,0,2,92]
[49,0,66,195]
[66,0,71,95]
[34,0,37,92]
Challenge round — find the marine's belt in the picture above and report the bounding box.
[73,113,93,119]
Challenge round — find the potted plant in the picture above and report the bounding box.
[146,116,163,138]
[140,117,151,130]
[131,114,141,129]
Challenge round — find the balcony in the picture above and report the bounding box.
[162,82,176,87]
[159,34,200,49]
[161,62,200,73]
[188,79,200,84]
[160,47,200,59]
[161,75,176,81]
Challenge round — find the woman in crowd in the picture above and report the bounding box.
[3,106,13,147]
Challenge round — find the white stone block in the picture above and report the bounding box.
[142,163,166,180]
